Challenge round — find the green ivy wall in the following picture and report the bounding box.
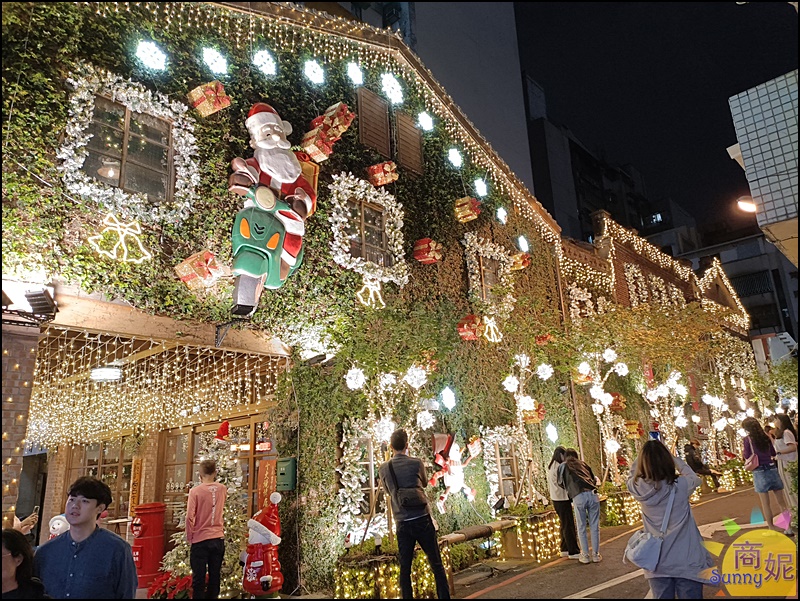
[3,2,584,592]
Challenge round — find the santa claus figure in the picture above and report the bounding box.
[229,103,318,316]
[241,492,284,598]
[428,436,481,513]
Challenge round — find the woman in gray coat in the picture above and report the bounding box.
[626,440,714,599]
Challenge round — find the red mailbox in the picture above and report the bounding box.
[130,502,166,589]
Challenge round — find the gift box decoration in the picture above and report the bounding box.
[186,81,231,117]
[509,252,531,271]
[535,333,553,346]
[367,161,399,187]
[467,435,482,457]
[523,403,547,424]
[454,196,481,223]
[174,250,230,290]
[302,101,356,162]
[413,238,444,264]
[457,314,484,341]
[625,420,644,439]
[296,152,320,196]
[609,393,627,413]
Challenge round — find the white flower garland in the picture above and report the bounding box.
[58,62,199,225]
[337,417,374,538]
[648,273,669,306]
[462,232,516,320]
[328,173,409,285]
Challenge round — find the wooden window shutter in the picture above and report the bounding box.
[395,111,424,175]
[357,87,391,158]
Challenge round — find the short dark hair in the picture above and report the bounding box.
[2,528,34,582]
[200,459,217,476]
[390,429,408,452]
[563,448,579,460]
[67,476,113,509]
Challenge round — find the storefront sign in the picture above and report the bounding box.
[257,458,277,510]
[128,457,143,515]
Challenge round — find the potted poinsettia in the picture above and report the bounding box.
[147,571,193,599]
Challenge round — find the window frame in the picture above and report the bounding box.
[66,435,135,520]
[346,197,394,268]
[85,94,175,206]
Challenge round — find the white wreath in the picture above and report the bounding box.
[463,232,516,320]
[328,172,409,285]
[58,61,199,225]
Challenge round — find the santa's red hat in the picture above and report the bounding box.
[215,420,230,441]
[245,102,291,134]
[247,494,282,544]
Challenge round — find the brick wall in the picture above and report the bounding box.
[139,433,160,504]
[39,447,69,545]
[2,324,40,530]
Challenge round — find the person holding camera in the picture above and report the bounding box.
[379,429,450,599]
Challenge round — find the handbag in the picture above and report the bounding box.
[744,438,760,471]
[623,485,676,571]
[388,460,428,508]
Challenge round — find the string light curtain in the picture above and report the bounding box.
[25,327,287,450]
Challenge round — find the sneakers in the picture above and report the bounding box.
[715,487,729,493]
[568,554,581,560]
[784,529,795,537]
[578,554,591,564]
[592,553,602,563]
[560,551,569,557]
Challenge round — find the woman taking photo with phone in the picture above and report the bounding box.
[627,440,713,599]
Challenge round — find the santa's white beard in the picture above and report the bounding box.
[255,146,302,184]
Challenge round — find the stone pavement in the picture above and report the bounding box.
[452,485,794,600]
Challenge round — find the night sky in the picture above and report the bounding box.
[514,2,798,231]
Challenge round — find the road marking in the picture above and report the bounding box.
[563,569,645,598]
[463,487,754,599]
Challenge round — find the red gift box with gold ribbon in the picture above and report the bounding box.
[455,196,481,223]
[367,161,398,186]
[509,252,531,271]
[457,314,484,341]
[174,250,229,290]
[186,81,231,117]
[413,238,444,264]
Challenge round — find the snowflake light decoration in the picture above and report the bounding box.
[403,365,428,390]
[253,49,277,76]
[381,73,403,104]
[345,367,366,390]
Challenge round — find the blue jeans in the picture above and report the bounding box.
[648,577,704,599]
[572,490,600,556]
[396,514,451,599]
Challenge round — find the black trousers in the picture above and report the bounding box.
[396,514,451,599]
[553,499,580,556]
[190,537,225,599]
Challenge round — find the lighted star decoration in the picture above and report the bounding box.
[88,213,152,264]
[356,276,385,309]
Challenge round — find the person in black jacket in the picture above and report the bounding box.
[379,429,450,599]
[2,528,50,599]
[557,449,602,564]
[683,439,723,491]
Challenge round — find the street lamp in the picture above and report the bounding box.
[736,196,758,213]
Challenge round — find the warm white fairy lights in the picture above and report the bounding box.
[135,40,167,70]
[346,61,363,85]
[25,328,287,449]
[381,73,403,104]
[304,59,324,84]
[417,111,433,131]
[253,49,277,76]
[202,47,228,74]
[88,213,152,264]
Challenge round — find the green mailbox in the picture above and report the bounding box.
[276,457,297,491]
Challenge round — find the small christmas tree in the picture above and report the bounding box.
[156,423,249,599]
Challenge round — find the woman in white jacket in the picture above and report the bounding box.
[546,446,580,559]
[627,440,714,599]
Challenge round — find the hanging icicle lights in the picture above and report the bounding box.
[25,327,288,449]
[88,1,560,244]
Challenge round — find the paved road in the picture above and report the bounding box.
[453,486,788,599]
